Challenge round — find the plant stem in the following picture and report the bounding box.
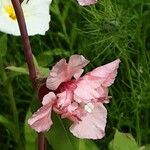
[0,56,7,82]
[7,81,22,150]
[11,0,36,88]
[38,133,46,150]
[11,0,45,149]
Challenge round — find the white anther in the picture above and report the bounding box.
[84,103,94,113]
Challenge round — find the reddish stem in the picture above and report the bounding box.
[11,0,36,88]
[11,0,46,150]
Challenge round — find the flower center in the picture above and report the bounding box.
[84,103,94,113]
[59,80,77,92]
[5,5,16,20]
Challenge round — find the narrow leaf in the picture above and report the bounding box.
[0,35,7,57]
[6,66,29,74]
[0,115,15,135]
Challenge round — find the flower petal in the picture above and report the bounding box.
[74,59,120,103]
[22,0,52,35]
[42,92,56,105]
[68,55,89,79]
[28,91,56,132]
[70,103,107,139]
[74,75,108,103]
[77,0,97,6]
[46,55,89,90]
[46,59,68,90]
[73,69,84,80]
[0,0,20,35]
[57,90,73,108]
[28,104,53,132]
[60,102,80,122]
[88,59,121,87]
[0,0,52,36]
[74,77,100,103]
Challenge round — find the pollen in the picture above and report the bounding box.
[5,5,16,20]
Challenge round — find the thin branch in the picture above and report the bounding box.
[11,0,36,88]
[11,0,46,150]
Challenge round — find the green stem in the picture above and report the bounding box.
[0,56,7,81]
[124,54,141,145]
[136,109,141,145]
[7,81,23,149]
[124,58,135,97]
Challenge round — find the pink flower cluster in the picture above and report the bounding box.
[77,0,97,6]
[28,55,120,139]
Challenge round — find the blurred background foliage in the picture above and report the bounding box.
[0,0,150,149]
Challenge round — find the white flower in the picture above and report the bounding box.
[0,0,52,36]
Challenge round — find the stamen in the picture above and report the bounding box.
[84,103,94,113]
[5,5,16,20]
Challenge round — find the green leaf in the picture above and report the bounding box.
[36,51,53,67]
[109,140,114,150]
[33,54,49,77]
[25,109,37,150]
[0,35,7,57]
[45,114,77,150]
[45,113,99,150]
[109,130,139,150]
[32,55,39,69]
[6,66,29,74]
[0,115,16,136]
[6,56,49,77]
[38,66,49,77]
[78,140,99,150]
[52,48,71,57]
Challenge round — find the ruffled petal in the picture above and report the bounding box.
[70,103,107,139]
[74,77,100,103]
[77,0,97,6]
[28,104,53,132]
[60,102,80,122]
[57,90,73,108]
[46,55,89,90]
[46,59,68,90]
[74,75,105,103]
[68,55,89,79]
[74,59,120,103]
[42,92,56,105]
[96,86,109,103]
[73,69,84,80]
[61,102,85,123]
[88,59,121,87]
[28,91,56,132]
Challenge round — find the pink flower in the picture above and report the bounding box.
[77,0,97,6]
[28,55,120,139]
